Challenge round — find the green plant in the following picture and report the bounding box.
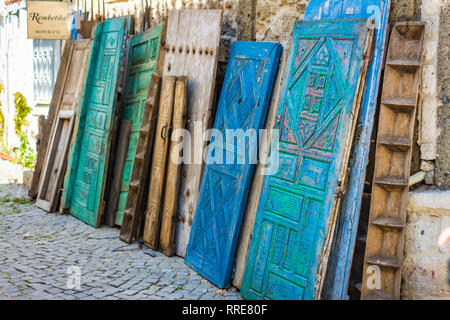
[12,92,36,169]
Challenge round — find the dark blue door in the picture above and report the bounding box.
[184,42,282,288]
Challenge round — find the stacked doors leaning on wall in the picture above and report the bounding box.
[304,0,391,300]
[241,18,374,300]
[184,42,282,288]
[113,24,164,226]
[36,39,93,213]
[161,9,223,257]
[61,17,132,227]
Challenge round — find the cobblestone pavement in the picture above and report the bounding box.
[0,184,242,300]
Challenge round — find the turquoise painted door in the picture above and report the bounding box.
[184,42,282,288]
[305,0,391,300]
[241,19,371,300]
[63,17,131,227]
[115,24,163,226]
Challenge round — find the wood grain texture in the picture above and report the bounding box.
[143,76,176,249]
[240,18,374,300]
[161,9,223,257]
[184,42,283,289]
[104,120,131,227]
[233,45,290,291]
[36,39,92,213]
[30,40,73,199]
[361,22,425,300]
[102,32,132,226]
[159,76,188,256]
[120,73,161,243]
[110,24,164,227]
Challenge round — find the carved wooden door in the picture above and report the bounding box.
[304,0,391,300]
[61,17,131,227]
[184,42,282,288]
[114,24,163,226]
[241,19,373,300]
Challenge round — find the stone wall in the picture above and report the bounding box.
[436,1,450,189]
[402,190,450,299]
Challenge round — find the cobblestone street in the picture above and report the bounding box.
[0,183,241,300]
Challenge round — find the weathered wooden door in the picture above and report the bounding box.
[241,19,374,300]
[61,17,131,227]
[114,24,164,226]
[161,9,223,257]
[36,39,92,213]
[184,42,282,288]
[304,0,391,300]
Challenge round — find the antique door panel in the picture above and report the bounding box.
[36,112,75,212]
[114,24,163,226]
[30,41,72,200]
[119,74,162,244]
[184,42,282,288]
[61,17,130,227]
[36,39,92,213]
[241,19,373,300]
[162,10,223,257]
[304,0,391,300]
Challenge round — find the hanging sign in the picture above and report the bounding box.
[27,1,69,40]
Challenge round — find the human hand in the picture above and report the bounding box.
[438,227,450,248]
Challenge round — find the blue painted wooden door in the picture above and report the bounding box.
[305,0,391,300]
[241,19,371,300]
[115,24,163,226]
[184,42,282,289]
[62,17,130,227]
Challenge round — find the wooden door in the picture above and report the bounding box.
[120,74,162,244]
[30,41,73,199]
[143,76,176,249]
[161,9,223,257]
[36,39,92,213]
[159,76,188,256]
[107,24,164,226]
[184,42,282,288]
[241,19,374,300]
[61,17,131,227]
[304,0,391,300]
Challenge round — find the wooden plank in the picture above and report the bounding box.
[35,39,92,213]
[108,24,164,227]
[29,40,73,199]
[240,18,374,300]
[184,42,282,288]
[304,0,392,300]
[142,76,176,249]
[104,120,131,227]
[361,22,425,300]
[233,47,290,290]
[60,17,132,227]
[103,32,133,226]
[161,9,223,257]
[159,76,188,256]
[120,73,162,243]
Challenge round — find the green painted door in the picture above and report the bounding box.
[62,17,131,227]
[115,24,163,226]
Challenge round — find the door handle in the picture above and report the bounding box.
[161,124,168,141]
[161,124,173,141]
